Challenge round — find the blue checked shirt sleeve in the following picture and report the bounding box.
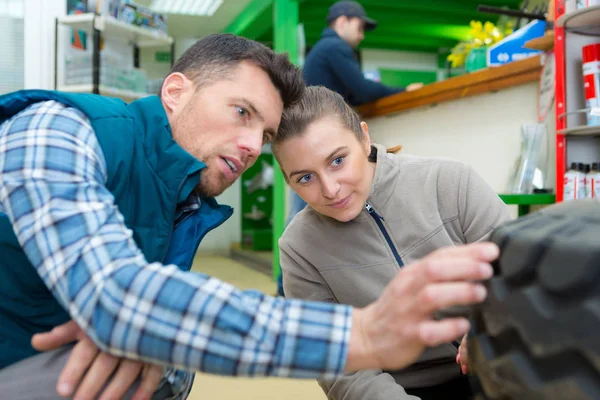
[0,100,352,379]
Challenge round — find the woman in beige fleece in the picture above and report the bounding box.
[272,86,510,400]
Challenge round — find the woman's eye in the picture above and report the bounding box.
[236,106,248,117]
[332,156,344,166]
[263,133,272,144]
[298,173,313,184]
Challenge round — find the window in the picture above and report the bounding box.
[0,0,24,94]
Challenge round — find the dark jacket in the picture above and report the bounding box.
[303,28,403,106]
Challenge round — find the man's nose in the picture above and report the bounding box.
[239,128,263,160]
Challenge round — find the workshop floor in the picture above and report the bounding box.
[187,255,326,400]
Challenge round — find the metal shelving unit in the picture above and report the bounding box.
[54,13,175,100]
[554,2,600,202]
[557,125,600,135]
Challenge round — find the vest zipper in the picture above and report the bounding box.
[162,179,187,262]
[365,202,404,267]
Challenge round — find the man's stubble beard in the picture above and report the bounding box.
[194,166,231,198]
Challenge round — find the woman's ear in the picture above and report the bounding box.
[360,121,371,153]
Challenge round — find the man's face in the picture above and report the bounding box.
[341,17,365,48]
[166,61,283,198]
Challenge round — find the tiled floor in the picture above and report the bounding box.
[187,255,326,400]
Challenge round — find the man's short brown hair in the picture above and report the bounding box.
[166,33,304,109]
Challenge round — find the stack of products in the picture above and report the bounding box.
[64,44,148,93]
[563,162,600,200]
[78,0,168,35]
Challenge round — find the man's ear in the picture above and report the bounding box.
[161,72,193,115]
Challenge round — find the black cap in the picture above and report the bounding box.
[326,1,377,31]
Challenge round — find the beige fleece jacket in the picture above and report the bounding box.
[280,143,510,400]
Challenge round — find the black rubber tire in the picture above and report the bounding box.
[468,199,600,400]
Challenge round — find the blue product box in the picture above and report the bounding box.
[487,19,546,67]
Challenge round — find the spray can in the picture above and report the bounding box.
[583,44,600,126]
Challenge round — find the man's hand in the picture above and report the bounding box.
[456,333,469,374]
[32,321,163,400]
[346,242,497,372]
[406,83,424,92]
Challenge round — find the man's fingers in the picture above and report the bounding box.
[423,257,493,283]
[419,318,470,347]
[73,352,119,400]
[407,242,499,281]
[418,282,487,316]
[56,337,99,397]
[431,242,499,262]
[132,364,163,400]
[98,359,143,400]
[32,320,81,351]
[397,242,498,295]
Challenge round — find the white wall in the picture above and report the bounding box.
[364,82,556,218]
[197,181,242,256]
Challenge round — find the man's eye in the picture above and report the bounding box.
[263,133,272,144]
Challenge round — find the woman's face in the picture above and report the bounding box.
[277,116,375,222]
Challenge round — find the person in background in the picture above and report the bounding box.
[305,0,423,106]
[0,33,495,400]
[276,2,424,295]
[273,86,511,400]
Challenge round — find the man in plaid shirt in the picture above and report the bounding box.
[0,34,496,399]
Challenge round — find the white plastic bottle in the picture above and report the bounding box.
[577,163,588,199]
[586,163,595,198]
[563,162,579,201]
[589,162,600,199]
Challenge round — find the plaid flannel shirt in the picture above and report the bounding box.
[0,100,352,390]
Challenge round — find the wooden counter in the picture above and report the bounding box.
[358,55,544,118]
